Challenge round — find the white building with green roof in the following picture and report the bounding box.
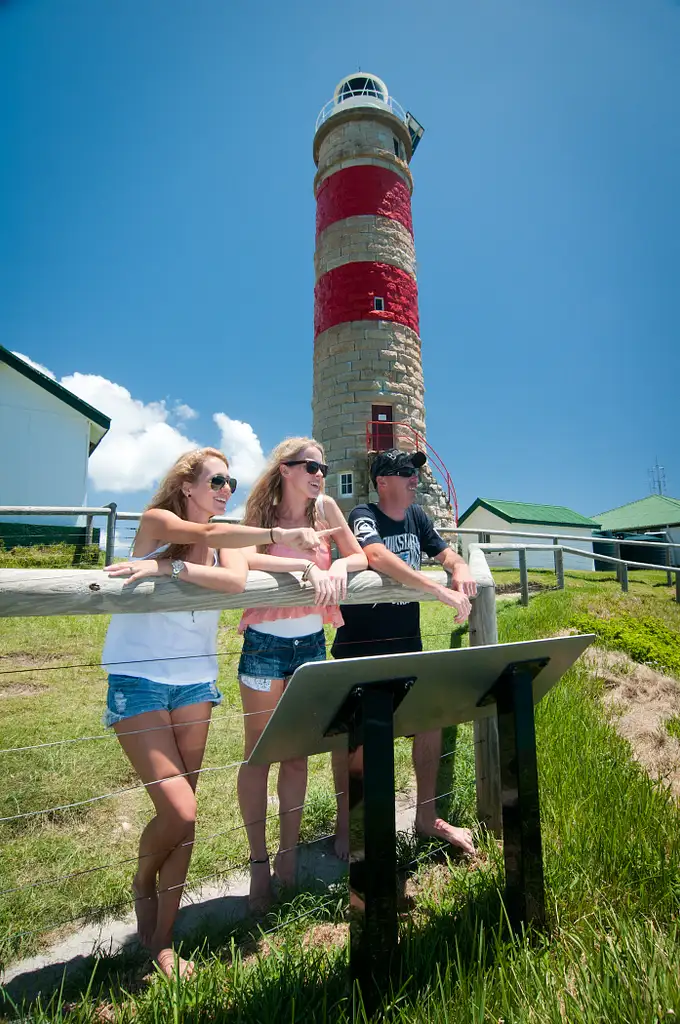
[592,495,680,566]
[457,498,598,571]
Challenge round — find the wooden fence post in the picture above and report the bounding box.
[553,540,565,590]
[666,542,673,587]
[85,515,94,546]
[614,542,622,583]
[468,546,502,837]
[620,561,629,593]
[105,503,117,566]
[518,548,529,607]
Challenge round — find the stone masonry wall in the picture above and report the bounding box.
[315,215,416,279]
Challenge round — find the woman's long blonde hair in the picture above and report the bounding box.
[146,446,229,560]
[243,437,326,540]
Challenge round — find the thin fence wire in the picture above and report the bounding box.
[0,759,245,824]
[0,630,459,679]
[3,780,459,947]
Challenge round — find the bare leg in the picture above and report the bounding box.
[331,745,363,861]
[412,730,475,856]
[114,702,212,976]
[274,756,308,886]
[237,680,284,912]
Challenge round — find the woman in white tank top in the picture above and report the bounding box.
[102,446,333,978]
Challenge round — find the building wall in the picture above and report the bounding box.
[459,507,595,571]
[0,363,91,527]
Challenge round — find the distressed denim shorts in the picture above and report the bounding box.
[104,674,222,727]
[238,627,326,691]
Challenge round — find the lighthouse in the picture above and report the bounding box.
[312,73,456,523]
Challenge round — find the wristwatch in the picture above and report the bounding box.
[170,559,185,581]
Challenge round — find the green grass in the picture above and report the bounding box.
[2,572,680,1020]
[0,543,104,569]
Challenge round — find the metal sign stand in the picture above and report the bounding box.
[248,635,593,1009]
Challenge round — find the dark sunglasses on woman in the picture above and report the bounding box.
[283,459,329,478]
[209,474,237,493]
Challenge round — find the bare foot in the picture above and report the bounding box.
[132,874,158,948]
[154,947,194,979]
[415,816,475,856]
[273,848,297,889]
[248,857,273,915]
[333,820,349,861]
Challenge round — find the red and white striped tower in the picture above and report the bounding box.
[312,74,454,522]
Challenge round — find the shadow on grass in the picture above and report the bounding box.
[1,843,524,1024]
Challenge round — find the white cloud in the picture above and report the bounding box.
[174,403,198,421]
[13,351,267,499]
[13,351,57,380]
[213,413,267,490]
[13,350,266,497]
[61,373,199,493]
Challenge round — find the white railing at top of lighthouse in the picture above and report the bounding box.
[315,93,409,132]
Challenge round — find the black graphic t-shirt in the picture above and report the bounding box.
[331,503,448,659]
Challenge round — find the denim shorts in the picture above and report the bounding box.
[104,674,222,727]
[238,627,326,691]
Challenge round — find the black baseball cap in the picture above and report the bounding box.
[370,448,427,485]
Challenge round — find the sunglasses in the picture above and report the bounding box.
[284,459,329,478]
[392,467,419,478]
[209,474,237,493]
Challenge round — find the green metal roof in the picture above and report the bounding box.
[458,498,599,528]
[592,495,680,532]
[0,344,110,452]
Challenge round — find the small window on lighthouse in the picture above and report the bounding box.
[339,472,354,498]
[374,297,385,312]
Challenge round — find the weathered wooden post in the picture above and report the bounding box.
[518,548,529,607]
[553,539,565,590]
[468,545,502,836]
[614,542,622,583]
[85,514,94,546]
[666,542,673,588]
[104,503,117,566]
[620,561,629,593]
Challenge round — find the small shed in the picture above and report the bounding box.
[458,498,598,571]
[0,345,110,542]
[592,496,680,567]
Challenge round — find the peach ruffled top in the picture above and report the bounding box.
[238,538,344,632]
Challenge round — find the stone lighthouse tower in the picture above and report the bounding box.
[312,73,456,524]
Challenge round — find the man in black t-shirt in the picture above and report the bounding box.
[331,449,477,858]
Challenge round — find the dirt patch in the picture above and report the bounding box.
[0,651,63,667]
[584,645,680,796]
[494,582,552,596]
[0,682,48,698]
[301,922,348,950]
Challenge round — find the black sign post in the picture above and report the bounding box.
[249,634,593,1006]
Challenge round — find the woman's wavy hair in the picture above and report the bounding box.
[243,437,326,547]
[146,446,229,561]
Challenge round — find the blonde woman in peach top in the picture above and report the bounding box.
[237,437,367,911]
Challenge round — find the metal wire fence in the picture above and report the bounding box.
[0,631,467,956]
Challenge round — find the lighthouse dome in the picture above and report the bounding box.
[333,73,389,107]
[315,73,409,134]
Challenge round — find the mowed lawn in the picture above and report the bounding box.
[2,569,680,1022]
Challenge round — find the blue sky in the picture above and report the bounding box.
[1,0,679,526]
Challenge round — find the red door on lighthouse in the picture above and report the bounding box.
[371,405,394,451]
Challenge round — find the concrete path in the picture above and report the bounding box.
[1,795,418,1003]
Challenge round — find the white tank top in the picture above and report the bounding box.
[101,544,221,685]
